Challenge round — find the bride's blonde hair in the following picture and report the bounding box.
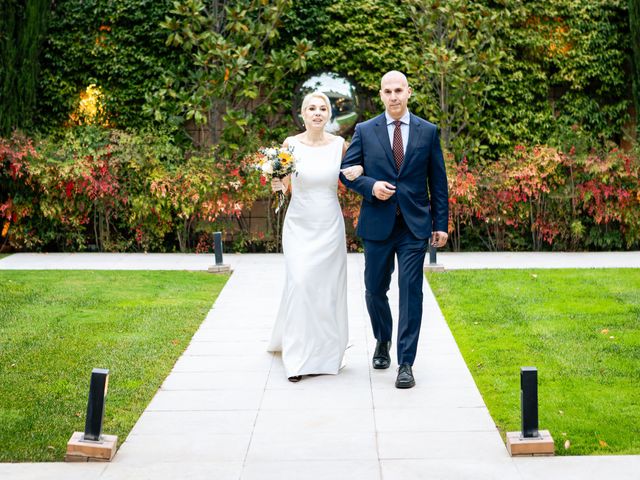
[301,91,332,118]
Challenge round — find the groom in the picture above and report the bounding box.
[340,71,449,389]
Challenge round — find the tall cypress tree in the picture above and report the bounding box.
[631,0,640,133]
[0,0,50,136]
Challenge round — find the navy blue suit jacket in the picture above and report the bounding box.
[340,112,449,241]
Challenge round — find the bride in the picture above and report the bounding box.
[267,92,363,382]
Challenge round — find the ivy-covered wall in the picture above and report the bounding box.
[35,0,184,132]
[8,0,633,157]
[284,0,632,161]
[631,0,640,134]
[0,0,50,136]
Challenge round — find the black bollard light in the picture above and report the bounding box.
[214,231,223,266]
[429,240,437,265]
[208,231,231,273]
[65,368,118,461]
[423,236,445,272]
[84,368,110,441]
[521,366,539,438]
[506,366,554,456]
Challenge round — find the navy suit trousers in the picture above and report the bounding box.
[363,214,428,366]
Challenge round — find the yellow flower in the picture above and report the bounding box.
[279,152,292,163]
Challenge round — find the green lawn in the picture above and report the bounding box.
[0,270,228,462]
[426,269,640,456]
[0,254,10,260]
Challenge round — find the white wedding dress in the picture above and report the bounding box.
[267,136,349,378]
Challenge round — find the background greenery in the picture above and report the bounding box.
[1,0,639,252]
[427,268,640,455]
[0,270,227,462]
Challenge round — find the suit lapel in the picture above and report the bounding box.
[373,114,395,168]
[399,114,423,176]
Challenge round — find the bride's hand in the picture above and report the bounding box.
[341,165,364,181]
[271,178,285,192]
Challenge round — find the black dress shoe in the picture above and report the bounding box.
[395,364,415,389]
[372,340,392,369]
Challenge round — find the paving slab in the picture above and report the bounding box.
[240,460,381,480]
[1,252,639,479]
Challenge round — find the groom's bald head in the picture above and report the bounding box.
[380,71,409,89]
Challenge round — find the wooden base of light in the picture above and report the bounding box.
[208,264,231,274]
[506,430,554,456]
[423,264,445,272]
[65,432,118,462]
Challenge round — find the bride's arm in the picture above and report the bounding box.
[339,140,364,180]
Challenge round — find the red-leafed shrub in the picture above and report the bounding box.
[1,126,266,252]
[445,144,640,251]
[3,128,640,252]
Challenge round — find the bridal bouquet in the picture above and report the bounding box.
[253,145,297,213]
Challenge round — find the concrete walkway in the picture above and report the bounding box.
[1,252,639,479]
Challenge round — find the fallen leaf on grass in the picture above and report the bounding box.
[600,328,609,334]
[599,440,608,447]
[564,440,571,450]
[530,274,538,279]
[609,336,615,339]
[171,339,180,346]
[558,410,564,415]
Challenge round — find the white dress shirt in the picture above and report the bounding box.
[385,109,410,155]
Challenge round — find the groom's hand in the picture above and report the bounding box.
[431,231,448,248]
[373,181,396,200]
